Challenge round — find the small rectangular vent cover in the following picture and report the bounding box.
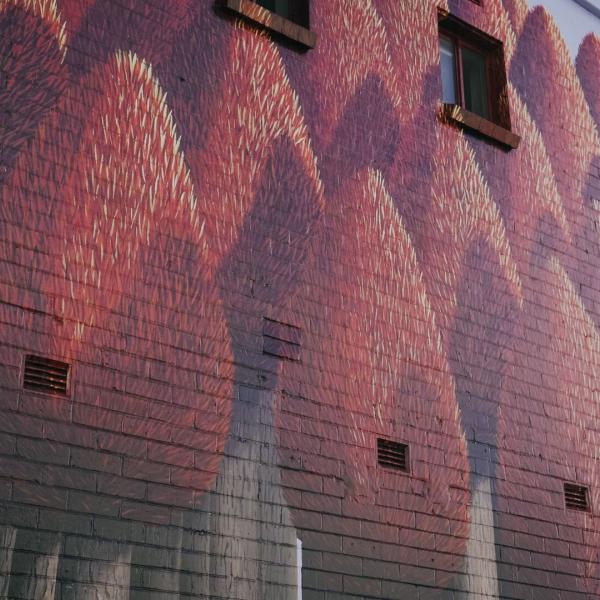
[23,355,70,396]
[564,482,589,512]
[377,438,409,472]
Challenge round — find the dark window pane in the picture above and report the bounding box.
[440,36,457,104]
[288,0,309,27]
[256,0,309,27]
[461,46,489,119]
[257,0,287,18]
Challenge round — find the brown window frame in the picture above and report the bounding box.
[438,12,520,149]
[440,32,495,122]
[255,0,309,29]
[221,0,316,49]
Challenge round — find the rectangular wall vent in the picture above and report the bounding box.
[564,482,589,512]
[377,438,409,472]
[23,355,70,396]
[263,318,301,361]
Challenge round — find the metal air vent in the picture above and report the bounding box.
[377,438,409,472]
[23,355,70,396]
[564,482,589,512]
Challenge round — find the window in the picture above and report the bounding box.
[441,36,490,119]
[222,0,315,49]
[438,12,520,149]
[255,0,309,29]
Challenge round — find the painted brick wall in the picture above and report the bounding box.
[0,0,599,599]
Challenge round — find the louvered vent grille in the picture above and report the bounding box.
[23,355,70,396]
[564,482,589,512]
[377,438,409,472]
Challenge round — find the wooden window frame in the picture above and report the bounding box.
[441,32,494,122]
[221,0,316,49]
[438,12,520,149]
[255,0,309,29]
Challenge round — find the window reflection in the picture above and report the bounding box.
[461,46,489,119]
[440,36,458,105]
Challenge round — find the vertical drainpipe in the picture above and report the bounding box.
[296,538,302,600]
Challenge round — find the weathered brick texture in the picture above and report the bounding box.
[0,0,599,598]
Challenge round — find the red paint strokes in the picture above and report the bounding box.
[372,0,445,260]
[307,0,401,152]
[447,0,518,63]
[60,51,209,334]
[166,9,324,324]
[55,0,95,33]
[117,252,233,492]
[375,0,441,117]
[1,1,600,596]
[0,2,71,344]
[162,5,233,161]
[510,85,570,251]
[496,257,600,597]
[511,7,600,230]
[277,169,470,589]
[501,0,529,37]
[475,84,570,277]
[189,25,323,269]
[376,0,515,111]
[2,39,233,511]
[3,53,232,510]
[511,9,600,340]
[282,0,408,194]
[421,127,522,342]
[216,133,324,362]
[1,0,66,51]
[576,34,600,129]
[0,0,66,175]
[65,0,192,72]
[471,0,518,63]
[50,51,233,497]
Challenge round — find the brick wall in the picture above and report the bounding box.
[0,0,599,598]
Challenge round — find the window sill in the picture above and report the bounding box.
[223,0,316,49]
[440,104,521,150]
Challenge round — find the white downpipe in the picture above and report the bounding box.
[461,474,499,599]
[296,538,302,600]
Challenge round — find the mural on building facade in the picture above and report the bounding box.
[0,0,599,598]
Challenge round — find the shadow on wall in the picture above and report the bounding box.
[0,0,599,598]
